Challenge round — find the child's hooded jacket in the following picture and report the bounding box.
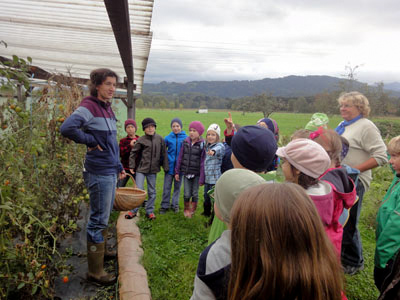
[319,167,357,255]
[165,130,187,175]
[375,173,400,268]
[129,133,169,174]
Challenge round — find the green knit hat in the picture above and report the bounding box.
[214,169,266,223]
[305,113,329,131]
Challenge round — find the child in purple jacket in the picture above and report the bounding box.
[175,121,205,218]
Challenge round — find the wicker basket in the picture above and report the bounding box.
[114,174,147,211]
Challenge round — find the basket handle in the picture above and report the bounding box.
[126,173,137,188]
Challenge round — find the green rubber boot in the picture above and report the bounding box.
[87,241,116,285]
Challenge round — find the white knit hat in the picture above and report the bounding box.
[207,123,221,137]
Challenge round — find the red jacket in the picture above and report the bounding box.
[119,135,139,170]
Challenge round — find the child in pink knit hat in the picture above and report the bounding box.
[175,121,206,218]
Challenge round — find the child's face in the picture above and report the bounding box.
[171,122,182,134]
[144,125,155,135]
[206,131,218,144]
[389,153,400,173]
[125,124,136,137]
[281,158,298,183]
[189,128,200,140]
[258,122,268,129]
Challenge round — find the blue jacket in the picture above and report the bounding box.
[164,131,187,175]
[60,96,123,175]
[204,142,225,184]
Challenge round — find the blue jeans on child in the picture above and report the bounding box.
[161,173,182,210]
[131,172,157,215]
[183,175,200,202]
[83,171,117,243]
[341,181,365,269]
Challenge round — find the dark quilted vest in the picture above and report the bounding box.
[179,140,203,175]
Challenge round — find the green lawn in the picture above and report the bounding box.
[113,105,344,138]
[114,107,398,300]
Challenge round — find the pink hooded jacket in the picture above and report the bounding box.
[318,167,357,255]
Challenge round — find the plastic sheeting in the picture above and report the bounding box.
[0,0,153,94]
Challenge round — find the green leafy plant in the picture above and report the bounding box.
[0,55,86,298]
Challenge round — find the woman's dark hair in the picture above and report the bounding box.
[88,68,118,97]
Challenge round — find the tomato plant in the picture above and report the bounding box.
[0,55,87,298]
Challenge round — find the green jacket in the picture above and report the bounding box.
[375,174,400,268]
[129,133,169,174]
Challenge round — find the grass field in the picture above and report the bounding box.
[114,104,345,138]
[113,106,398,300]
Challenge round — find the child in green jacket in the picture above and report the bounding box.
[375,136,400,291]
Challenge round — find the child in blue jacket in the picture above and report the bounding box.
[160,118,187,213]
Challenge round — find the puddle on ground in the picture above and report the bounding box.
[54,202,117,300]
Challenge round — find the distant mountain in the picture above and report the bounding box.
[143,76,400,99]
[143,75,367,99]
[385,82,400,92]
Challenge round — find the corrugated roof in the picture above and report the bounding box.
[0,0,153,94]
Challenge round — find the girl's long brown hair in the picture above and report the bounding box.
[228,183,343,300]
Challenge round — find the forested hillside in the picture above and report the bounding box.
[143,75,399,98]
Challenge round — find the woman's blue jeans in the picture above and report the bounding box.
[83,171,117,243]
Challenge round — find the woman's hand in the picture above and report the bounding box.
[130,139,136,147]
[175,174,180,181]
[130,169,135,175]
[88,145,103,152]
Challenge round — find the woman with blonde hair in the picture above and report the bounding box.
[336,91,387,275]
[228,183,344,300]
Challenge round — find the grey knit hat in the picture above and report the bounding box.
[171,118,183,128]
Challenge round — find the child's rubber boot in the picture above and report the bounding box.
[183,201,191,218]
[102,229,117,261]
[87,241,116,285]
[191,201,198,217]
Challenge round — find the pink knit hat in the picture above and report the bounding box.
[276,138,331,178]
[189,121,205,136]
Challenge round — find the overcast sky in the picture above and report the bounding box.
[144,0,400,84]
